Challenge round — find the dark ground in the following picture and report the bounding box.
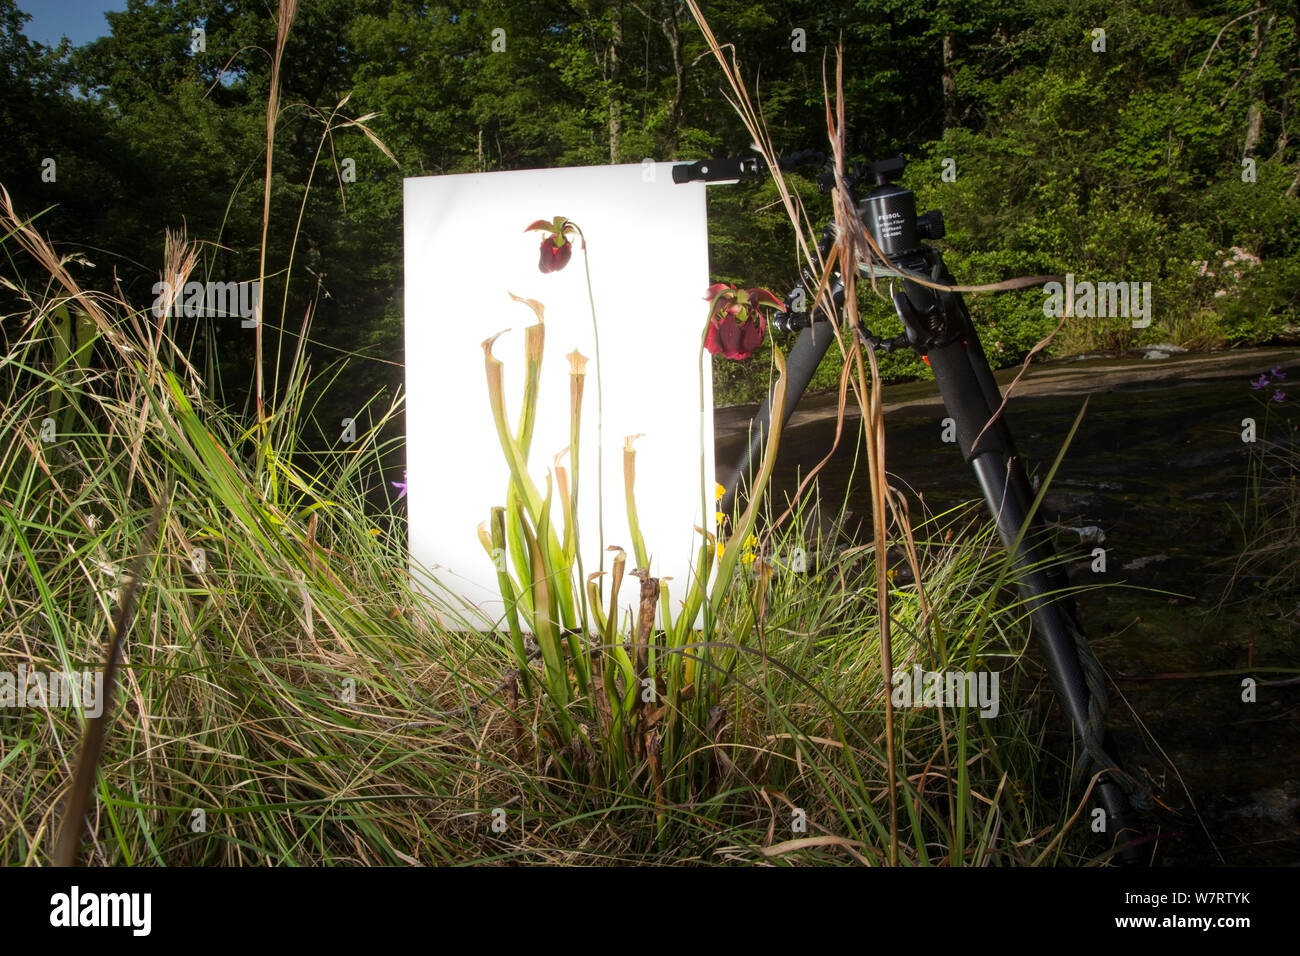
[715,345,1300,866]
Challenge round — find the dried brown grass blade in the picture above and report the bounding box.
[969,292,1075,453]
[763,834,871,865]
[53,489,167,866]
[254,0,300,429]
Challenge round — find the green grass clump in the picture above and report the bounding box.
[1219,368,1299,626]
[0,0,1115,861]
[0,204,1101,863]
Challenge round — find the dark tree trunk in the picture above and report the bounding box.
[609,0,623,164]
[942,33,957,129]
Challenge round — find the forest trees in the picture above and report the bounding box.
[1,0,1295,412]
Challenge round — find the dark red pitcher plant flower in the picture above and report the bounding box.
[704,283,784,360]
[526,216,582,273]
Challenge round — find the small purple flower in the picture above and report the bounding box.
[391,469,407,501]
[1271,365,1287,382]
[1273,389,1286,403]
[1250,374,1270,389]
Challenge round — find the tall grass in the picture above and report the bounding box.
[0,1,1119,865]
[0,213,1105,862]
[1220,370,1298,616]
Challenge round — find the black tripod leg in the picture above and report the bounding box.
[718,286,1144,863]
[719,321,836,520]
[925,331,1145,864]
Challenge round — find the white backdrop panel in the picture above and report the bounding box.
[403,163,714,628]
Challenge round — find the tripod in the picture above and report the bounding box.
[675,153,1146,864]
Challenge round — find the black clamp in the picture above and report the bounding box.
[671,157,767,184]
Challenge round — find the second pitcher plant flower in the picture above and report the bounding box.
[526,216,582,273]
[704,283,784,360]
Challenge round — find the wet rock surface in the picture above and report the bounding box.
[717,346,1299,866]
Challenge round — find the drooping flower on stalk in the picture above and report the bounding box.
[704,282,784,360]
[526,216,582,273]
[524,215,608,586]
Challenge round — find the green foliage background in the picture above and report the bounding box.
[2,0,1296,418]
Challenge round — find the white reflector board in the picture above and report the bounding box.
[404,164,714,629]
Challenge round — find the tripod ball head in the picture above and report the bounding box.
[858,155,945,259]
[866,154,907,185]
